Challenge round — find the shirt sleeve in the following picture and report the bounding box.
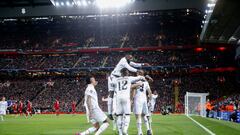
[145,82,150,90]
[123,59,138,72]
[129,76,144,83]
[129,61,143,67]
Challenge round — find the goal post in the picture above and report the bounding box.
[185,92,209,117]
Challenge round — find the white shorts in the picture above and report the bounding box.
[90,108,107,124]
[134,99,149,115]
[0,110,6,115]
[148,102,156,112]
[116,97,131,115]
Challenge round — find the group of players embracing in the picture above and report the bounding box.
[76,54,158,135]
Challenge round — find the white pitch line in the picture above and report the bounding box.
[187,115,216,135]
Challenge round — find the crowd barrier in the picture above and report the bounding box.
[209,111,240,123]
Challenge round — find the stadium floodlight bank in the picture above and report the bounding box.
[185,92,209,117]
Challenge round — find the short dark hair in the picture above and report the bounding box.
[121,68,129,77]
[86,75,94,85]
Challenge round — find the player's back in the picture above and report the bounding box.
[135,80,150,101]
[114,76,144,99]
[114,76,132,99]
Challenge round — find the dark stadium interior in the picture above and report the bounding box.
[0,0,239,125]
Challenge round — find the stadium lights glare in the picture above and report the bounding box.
[96,0,133,9]
[66,1,70,6]
[77,1,82,6]
[207,3,215,7]
[55,2,60,6]
[53,0,134,8]
[82,0,87,6]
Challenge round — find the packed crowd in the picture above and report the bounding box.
[0,50,235,70]
[0,72,239,113]
[0,10,202,50]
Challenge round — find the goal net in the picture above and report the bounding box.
[185,92,209,117]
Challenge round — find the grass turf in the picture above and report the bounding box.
[0,114,239,135]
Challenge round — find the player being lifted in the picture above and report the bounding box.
[107,54,150,130]
[109,68,145,135]
[76,76,109,135]
[133,70,153,135]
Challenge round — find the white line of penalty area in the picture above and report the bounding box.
[187,115,216,135]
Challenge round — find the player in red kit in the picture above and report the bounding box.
[54,99,60,116]
[13,101,18,115]
[26,100,32,118]
[71,101,76,115]
[18,100,24,116]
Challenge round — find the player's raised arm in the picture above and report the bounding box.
[130,61,150,67]
[131,82,143,90]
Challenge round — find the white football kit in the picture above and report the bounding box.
[149,94,158,112]
[0,101,8,115]
[84,84,107,124]
[134,80,150,115]
[114,76,144,115]
[108,57,142,92]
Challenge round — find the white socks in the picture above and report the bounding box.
[107,97,113,114]
[81,127,97,135]
[117,116,123,135]
[95,122,109,135]
[113,116,117,130]
[123,115,130,135]
[143,116,150,131]
[0,115,3,121]
[137,117,143,135]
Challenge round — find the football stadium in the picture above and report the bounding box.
[0,0,240,135]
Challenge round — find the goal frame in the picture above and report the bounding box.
[185,92,209,117]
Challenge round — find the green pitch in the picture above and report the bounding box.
[0,114,239,135]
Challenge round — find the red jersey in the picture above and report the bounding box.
[27,102,32,112]
[19,102,23,112]
[13,103,18,113]
[72,102,76,112]
[54,101,60,110]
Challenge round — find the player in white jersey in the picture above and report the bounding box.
[76,76,109,135]
[0,96,8,121]
[133,70,153,135]
[101,95,117,131]
[107,54,150,132]
[109,68,145,135]
[149,90,158,113]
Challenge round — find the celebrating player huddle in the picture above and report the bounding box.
[77,54,157,135]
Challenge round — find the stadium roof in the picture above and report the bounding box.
[0,0,52,7]
[0,0,206,17]
[200,0,240,44]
